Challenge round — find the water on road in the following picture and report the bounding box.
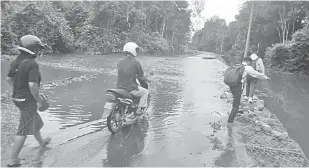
[1,53,308,166]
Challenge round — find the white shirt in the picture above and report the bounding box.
[239,63,268,83]
[250,54,265,74]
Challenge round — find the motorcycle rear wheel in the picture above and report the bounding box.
[107,106,123,133]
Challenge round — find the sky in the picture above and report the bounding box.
[191,0,245,30]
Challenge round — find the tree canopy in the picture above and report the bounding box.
[1,1,197,55]
[192,1,309,74]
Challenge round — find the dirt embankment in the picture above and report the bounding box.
[211,50,309,166]
[219,90,309,167]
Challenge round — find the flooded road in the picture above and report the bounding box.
[40,55,244,167]
[1,53,308,166]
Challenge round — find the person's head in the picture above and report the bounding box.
[251,45,258,54]
[123,42,140,57]
[230,56,243,66]
[18,35,45,58]
[247,51,252,57]
[243,56,253,66]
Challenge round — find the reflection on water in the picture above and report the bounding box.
[257,71,309,158]
[103,119,149,167]
[214,125,237,166]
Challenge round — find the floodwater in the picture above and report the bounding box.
[1,53,308,166]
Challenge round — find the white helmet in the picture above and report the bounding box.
[123,42,139,57]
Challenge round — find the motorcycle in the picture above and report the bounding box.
[102,78,150,134]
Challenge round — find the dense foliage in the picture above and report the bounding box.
[192,1,309,74]
[1,1,195,55]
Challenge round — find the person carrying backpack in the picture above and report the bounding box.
[224,56,269,125]
[245,45,265,103]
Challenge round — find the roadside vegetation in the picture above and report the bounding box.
[1,1,204,56]
[191,1,309,74]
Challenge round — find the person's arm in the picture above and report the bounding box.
[28,62,42,105]
[245,66,269,80]
[29,82,41,104]
[7,60,17,87]
[6,77,14,87]
[258,58,265,74]
[136,61,150,83]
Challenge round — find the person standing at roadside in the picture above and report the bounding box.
[224,56,270,125]
[6,35,51,167]
[245,45,265,103]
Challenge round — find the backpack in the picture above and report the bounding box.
[224,65,245,86]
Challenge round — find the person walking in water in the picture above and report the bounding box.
[224,56,269,125]
[245,45,265,103]
[6,35,51,167]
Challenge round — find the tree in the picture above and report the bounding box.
[1,1,194,55]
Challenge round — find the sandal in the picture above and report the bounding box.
[7,158,22,167]
[7,163,22,167]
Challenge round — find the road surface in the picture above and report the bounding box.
[1,53,254,167]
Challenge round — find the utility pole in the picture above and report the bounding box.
[220,26,224,55]
[244,1,254,58]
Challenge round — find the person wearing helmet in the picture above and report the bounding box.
[6,35,51,167]
[116,42,151,120]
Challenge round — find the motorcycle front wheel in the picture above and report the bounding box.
[107,105,123,133]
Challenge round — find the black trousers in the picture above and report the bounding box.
[228,84,242,123]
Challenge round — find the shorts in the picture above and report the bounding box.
[13,100,44,136]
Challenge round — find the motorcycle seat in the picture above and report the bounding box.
[107,89,134,99]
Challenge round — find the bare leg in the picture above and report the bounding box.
[34,131,51,150]
[9,136,27,165]
[33,131,51,162]
[33,131,44,147]
[248,82,255,103]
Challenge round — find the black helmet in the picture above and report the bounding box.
[18,35,44,56]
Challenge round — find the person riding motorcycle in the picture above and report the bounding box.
[116,42,151,121]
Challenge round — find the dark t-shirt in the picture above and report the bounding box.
[116,56,144,92]
[7,55,41,101]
